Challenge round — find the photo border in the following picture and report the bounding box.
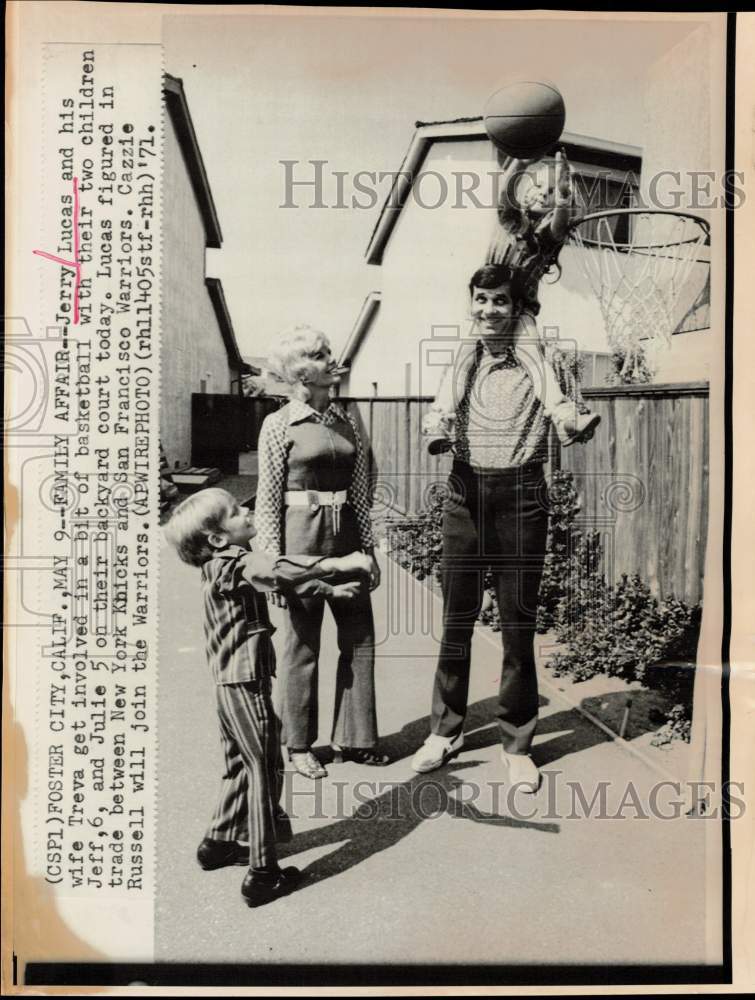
[19,8,737,992]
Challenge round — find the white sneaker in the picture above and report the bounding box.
[501,748,540,793]
[411,733,464,773]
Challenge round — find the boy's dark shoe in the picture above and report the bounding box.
[427,434,454,457]
[241,866,302,908]
[197,838,249,870]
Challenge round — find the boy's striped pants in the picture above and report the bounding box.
[206,678,284,870]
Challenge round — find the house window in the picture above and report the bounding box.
[570,166,640,244]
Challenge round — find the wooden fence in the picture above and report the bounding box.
[556,382,709,605]
[343,397,452,517]
[342,382,709,605]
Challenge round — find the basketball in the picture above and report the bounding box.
[483,81,566,159]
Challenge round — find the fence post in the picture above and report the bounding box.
[406,358,414,506]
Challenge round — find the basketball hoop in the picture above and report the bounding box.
[568,209,710,383]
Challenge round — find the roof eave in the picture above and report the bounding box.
[338,291,382,367]
[205,277,243,369]
[164,73,223,249]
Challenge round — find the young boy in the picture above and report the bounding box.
[164,487,371,907]
[488,148,576,288]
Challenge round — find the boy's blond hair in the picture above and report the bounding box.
[164,488,237,567]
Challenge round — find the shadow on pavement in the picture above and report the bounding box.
[279,758,559,889]
[532,703,613,766]
[281,682,632,890]
[280,692,616,890]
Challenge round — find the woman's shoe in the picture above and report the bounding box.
[331,744,391,766]
[287,749,327,780]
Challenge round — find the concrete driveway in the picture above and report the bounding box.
[155,542,718,967]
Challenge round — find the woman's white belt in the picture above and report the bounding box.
[284,489,348,533]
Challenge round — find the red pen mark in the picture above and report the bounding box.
[33,176,82,324]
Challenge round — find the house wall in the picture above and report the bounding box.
[641,24,716,385]
[161,112,233,467]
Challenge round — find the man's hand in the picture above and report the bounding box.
[368,553,381,591]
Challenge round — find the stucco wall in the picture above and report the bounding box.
[161,111,233,467]
[640,24,716,385]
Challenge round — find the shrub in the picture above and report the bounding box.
[550,345,586,387]
[606,348,654,385]
[385,483,446,585]
[651,703,693,746]
[550,571,701,692]
[537,469,584,632]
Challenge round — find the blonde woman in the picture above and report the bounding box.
[255,325,387,779]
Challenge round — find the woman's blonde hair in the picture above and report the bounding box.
[266,325,331,401]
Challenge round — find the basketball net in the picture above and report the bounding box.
[568,210,710,383]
